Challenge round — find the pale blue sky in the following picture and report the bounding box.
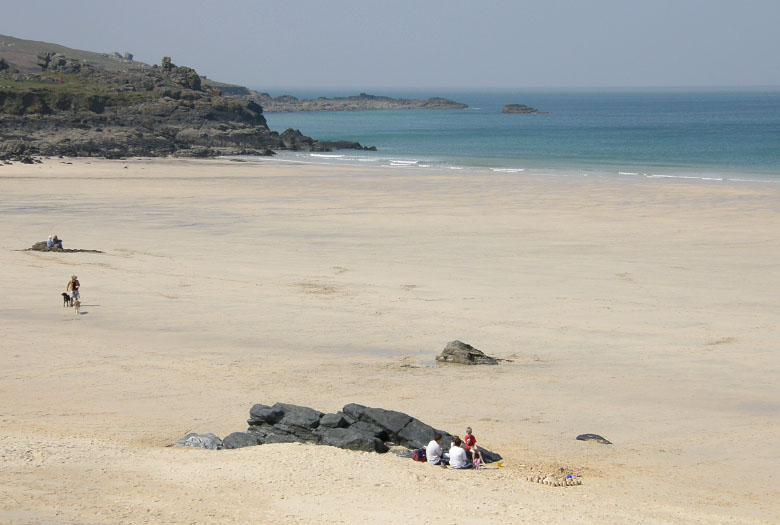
[3,0,780,90]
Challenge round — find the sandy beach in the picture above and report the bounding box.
[1,157,778,523]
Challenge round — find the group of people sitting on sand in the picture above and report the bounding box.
[426,427,485,469]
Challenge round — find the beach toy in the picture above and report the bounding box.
[496,461,503,468]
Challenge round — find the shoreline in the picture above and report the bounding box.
[1,157,778,523]
[234,151,780,185]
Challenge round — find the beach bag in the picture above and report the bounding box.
[412,448,426,462]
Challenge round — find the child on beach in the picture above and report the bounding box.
[464,427,484,468]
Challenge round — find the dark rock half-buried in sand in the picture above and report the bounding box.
[435,340,498,365]
[576,434,612,444]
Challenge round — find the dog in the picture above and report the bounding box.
[73,299,81,314]
[62,292,72,307]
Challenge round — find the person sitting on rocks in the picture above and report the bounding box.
[448,436,473,469]
[464,426,484,468]
[426,433,448,466]
[47,234,63,249]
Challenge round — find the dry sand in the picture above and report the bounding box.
[1,157,778,523]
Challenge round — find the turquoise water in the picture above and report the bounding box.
[260,90,780,180]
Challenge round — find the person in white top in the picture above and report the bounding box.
[426,433,448,465]
[448,436,473,469]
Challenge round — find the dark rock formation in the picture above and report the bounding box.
[342,404,413,442]
[317,427,389,453]
[576,434,612,444]
[248,404,285,425]
[501,104,547,114]
[319,412,349,428]
[0,139,39,163]
[318,140,377,152]
[274,402,324,430]
[436,341,498,365]
[174,402,504,461]
[222,431,263,449]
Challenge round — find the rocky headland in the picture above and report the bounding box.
[501,104,547,114]
[0,34,374,160]
[253,92,468,112]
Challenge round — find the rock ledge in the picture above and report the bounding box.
[176,402,502,462]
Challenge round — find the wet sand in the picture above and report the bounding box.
[1,157,779,523]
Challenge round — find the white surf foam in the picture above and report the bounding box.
[647,174,722,181]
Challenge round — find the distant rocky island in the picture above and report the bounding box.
[502,104,547,114]
[253,92,468,112]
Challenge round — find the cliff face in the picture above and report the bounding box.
[0,36,371,160]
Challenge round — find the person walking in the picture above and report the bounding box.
[67,275,80,302]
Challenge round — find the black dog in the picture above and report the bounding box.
[62,292,72,307]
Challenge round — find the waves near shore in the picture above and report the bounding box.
[236,150,780,185]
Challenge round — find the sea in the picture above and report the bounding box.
[255,89,780,183]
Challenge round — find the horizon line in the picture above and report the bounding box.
[250,84,780,93]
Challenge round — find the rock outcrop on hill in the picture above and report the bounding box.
[176,402,503,463]
[253,92,468,112]
[0,35,374,159]
[501,104,547,114]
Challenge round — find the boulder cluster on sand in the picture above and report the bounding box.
[26,241,102,253]
[177,402,502,463]
[435,340,499,365]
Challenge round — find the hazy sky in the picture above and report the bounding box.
[3,0,780,90]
